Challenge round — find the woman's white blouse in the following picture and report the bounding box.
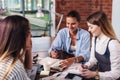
[85,35,120,80]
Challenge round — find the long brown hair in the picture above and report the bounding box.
[87,11,117,39]
[0,15,30,79]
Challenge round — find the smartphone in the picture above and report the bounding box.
[81,65,87,72]
[65,73,81,79]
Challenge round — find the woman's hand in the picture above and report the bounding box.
[81,69,96,79]
[79,64,88,74]
[60,57,75,68]
[50,50,58,59]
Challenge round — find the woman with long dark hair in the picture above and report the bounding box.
[0,15,32,80]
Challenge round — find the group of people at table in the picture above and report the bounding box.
[0,10,120,80]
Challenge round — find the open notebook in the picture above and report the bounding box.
[38,57,64,72]
[41,63,82,80]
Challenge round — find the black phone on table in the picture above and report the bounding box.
[65,73,81,79]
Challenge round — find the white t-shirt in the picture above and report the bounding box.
[70,45,76,55]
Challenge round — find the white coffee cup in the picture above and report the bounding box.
[43,64,50,71]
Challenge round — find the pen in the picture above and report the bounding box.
[82,65,87,72]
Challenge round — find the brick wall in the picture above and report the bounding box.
[55,0,112,31]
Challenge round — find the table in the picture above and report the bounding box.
[34,62,82,80]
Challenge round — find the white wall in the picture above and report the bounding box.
[32,37,51,58]
[112,0,120,40]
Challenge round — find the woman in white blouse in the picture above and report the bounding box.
[79,11,120,80]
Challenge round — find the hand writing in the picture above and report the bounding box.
[50,51,58,59]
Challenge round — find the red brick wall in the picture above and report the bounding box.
[55,0,112,31]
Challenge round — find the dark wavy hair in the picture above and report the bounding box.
[67,10,81,22]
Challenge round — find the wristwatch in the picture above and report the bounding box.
[75,57,79,63]
[95,71,100,80]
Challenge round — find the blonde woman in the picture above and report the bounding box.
[0,15,32,80]
[80,11,120,80]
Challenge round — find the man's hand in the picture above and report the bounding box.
[50,50,58,59]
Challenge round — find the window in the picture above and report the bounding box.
[0,0,53,37]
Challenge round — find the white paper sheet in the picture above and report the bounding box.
[40,63,82,80]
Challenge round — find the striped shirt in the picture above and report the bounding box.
[0,56,30,80]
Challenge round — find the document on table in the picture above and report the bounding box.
[38,57,60,66]
[65,63,81,74]
[40,63,82,80]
